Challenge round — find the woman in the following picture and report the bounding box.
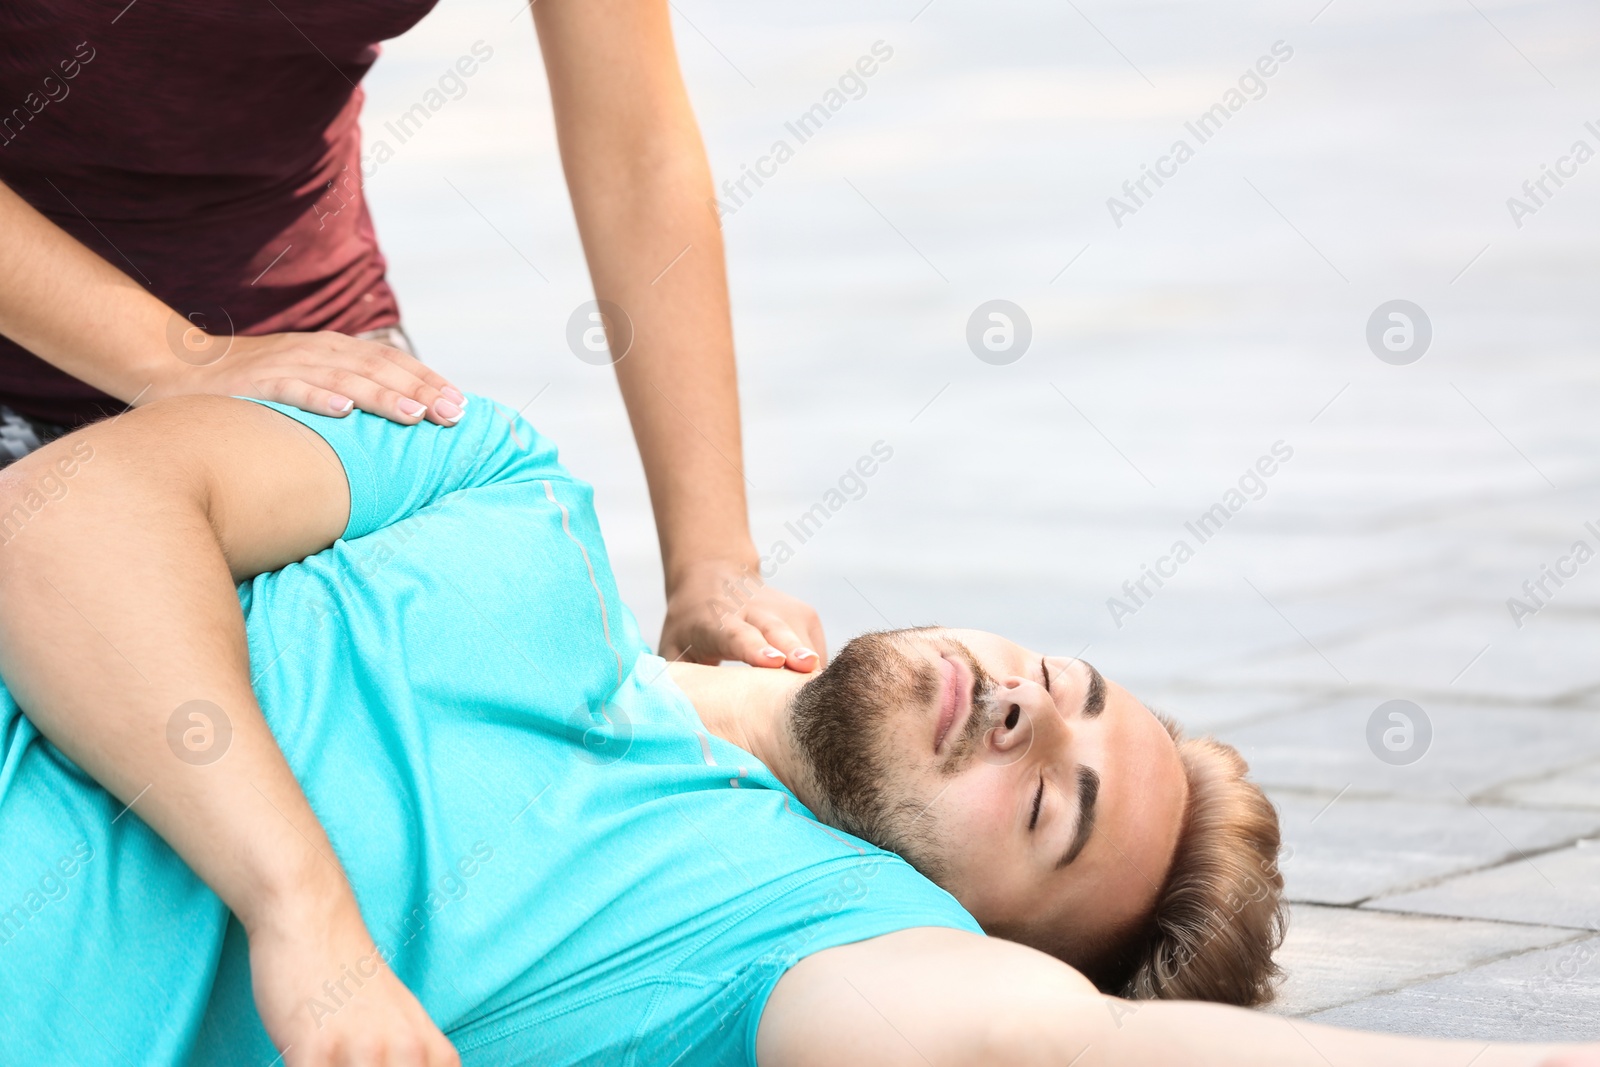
[0,0,823,675]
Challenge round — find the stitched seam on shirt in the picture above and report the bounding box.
[621,856,912,1067]
[542,479,624,688]
[448,858,903,1058]
[450,973,709,1054]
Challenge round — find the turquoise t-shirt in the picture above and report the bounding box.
[0,396,980,1066]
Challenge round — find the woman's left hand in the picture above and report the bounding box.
[659,558,826,672]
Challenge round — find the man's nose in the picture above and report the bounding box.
[980,677,1063,763]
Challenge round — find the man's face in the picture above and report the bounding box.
[788,627,1188,960]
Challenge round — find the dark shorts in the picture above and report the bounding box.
[0,405,67,469]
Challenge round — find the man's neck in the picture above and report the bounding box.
[666,662,813,800]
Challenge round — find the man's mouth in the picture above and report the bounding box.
[934,653,972,754]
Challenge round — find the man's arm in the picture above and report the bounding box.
[758,928,1593,1067]
[0,397,456,1067]
[531,0,827,671]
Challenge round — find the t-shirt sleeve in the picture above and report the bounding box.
[736,859,984,1065]
[239,394,559,540]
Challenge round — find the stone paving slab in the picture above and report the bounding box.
[1267,904,1578,1018]
[1184,610,1600,706]
[1484,760,1600,810]
[1370,840,1600,931]
[1309,935,1600,1042]
[1217,702,1600,802]
[1137,685,1322,734]
[1267,793,1600,905]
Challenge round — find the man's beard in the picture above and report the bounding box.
[786,629,993,888]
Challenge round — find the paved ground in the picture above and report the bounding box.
[360,0,1600,1042]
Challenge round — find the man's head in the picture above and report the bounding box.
[785,626,1286,1005]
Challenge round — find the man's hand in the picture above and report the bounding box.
[248,890,459,1067]
[147,329,466,426]
[659,558,826,672]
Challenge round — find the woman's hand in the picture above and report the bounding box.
[659,558,827,672]
[248,889,459,1067]
[0,181,460,428]
[147,327,466,426]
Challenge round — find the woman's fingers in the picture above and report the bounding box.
[252,377,358,418]
[312,366,437,424]
[208,332,465,427]
[312,335,460,426]
[746,611,819,673]
[711,616,791,669]
[367,339,463,406]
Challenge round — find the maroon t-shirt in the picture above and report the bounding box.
[0,0,439,425]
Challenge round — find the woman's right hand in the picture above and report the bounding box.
[149,326,467,426]
[0,180,464,429]
[247,889,459,1067]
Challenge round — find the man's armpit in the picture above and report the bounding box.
[72,396,353,580]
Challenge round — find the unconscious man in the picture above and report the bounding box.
[0,395,1590,1067]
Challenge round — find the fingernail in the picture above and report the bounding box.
[793,648,817,661]
[441,386,465,404]
[397,398,427,418]
[328,394,355,414]
[761,646,785,660]
[435,399,463,423]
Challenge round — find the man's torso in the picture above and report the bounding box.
[0,397,980,1066]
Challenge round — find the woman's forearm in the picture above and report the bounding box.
[0,178,185,403]
[0,403,352,929]
[535,0,756,587]
[601,177,756,589]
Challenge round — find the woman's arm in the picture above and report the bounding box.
[0,178,463,426]
[0,397,456,1067]
[531,0,827,671]
[758,928,1595,1067]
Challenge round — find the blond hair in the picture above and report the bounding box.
[1085,715,1288,1005]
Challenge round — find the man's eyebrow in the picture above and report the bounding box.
[1082,662,1106,719]
[1057,765,1100,869]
